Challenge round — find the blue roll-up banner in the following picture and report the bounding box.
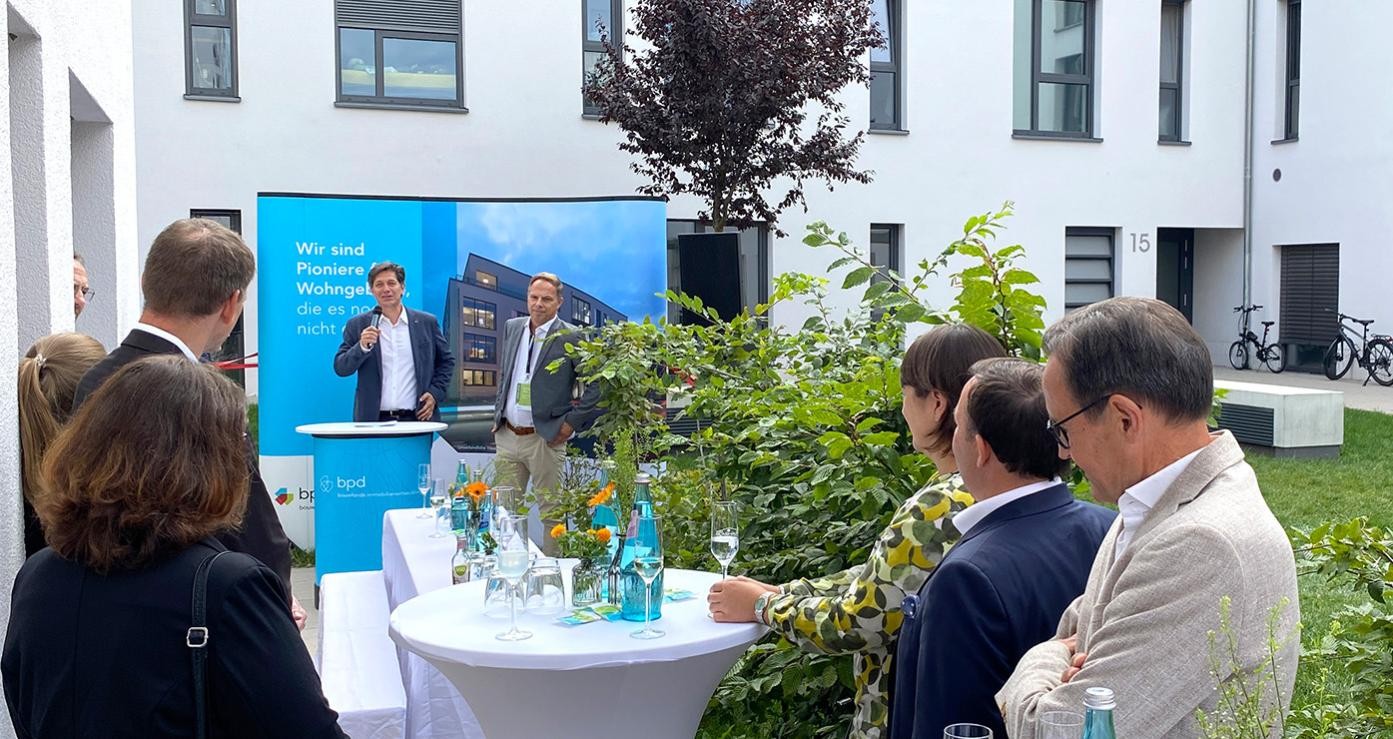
[255,194,668,549]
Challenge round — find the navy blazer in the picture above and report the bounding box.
[333,308,454,422]
[889,483,1115,739]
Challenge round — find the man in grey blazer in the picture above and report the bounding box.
[997,297,1299,737]
[333,262,454,422]
[492,272,601,554]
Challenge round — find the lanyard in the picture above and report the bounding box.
[526,324,545,374]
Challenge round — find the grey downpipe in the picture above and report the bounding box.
[1242,0,1256,306]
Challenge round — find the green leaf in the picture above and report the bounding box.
[842,266,875,289]
[1002,268,1041,285]
[860,431,901,446]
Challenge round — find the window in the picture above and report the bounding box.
[192,209,245,385]
[572,297,593,325]
[461,369,497,387]
[582,0,623,115]
[1064,228,1113,310]
[869,0,902,130]
[474,270,497,289]
[1159,0,1184,141]
[1283,0,1301,139]
[185,0,237,99]
[335,0,463,109]
[1015,0,1096,137]
[665,221,770,325]
[460,297,496,330]
[463,333,496,363]
[869,224,902,279]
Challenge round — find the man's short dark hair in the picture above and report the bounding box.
[529,272,563,292]
[368,262,405,286]
[1042,297,1213,423]
[142,219,255,317]
[964,358,1069,480]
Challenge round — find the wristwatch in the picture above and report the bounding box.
[753,591,774,625]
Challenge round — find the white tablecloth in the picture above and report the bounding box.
[389,568,765,739]
[381,509,485,739]
[317,570,407,739]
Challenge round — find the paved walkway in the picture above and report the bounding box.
[1212,366,1393,414]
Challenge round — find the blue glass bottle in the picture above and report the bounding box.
[1082,686,1117,739]
[619,473,662,621]
[450,461,469,531]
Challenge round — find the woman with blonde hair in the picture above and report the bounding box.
[3,356,344,737]
[17,332,106,556]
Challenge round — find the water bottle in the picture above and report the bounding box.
[619,473,662,621]
[451,533,471,585]
[1082,686,1117,739]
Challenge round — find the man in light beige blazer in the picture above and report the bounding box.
[996,297,1299,738]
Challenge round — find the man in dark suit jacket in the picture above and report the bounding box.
[492,272,601,554]
[891,359,1114,739]
[333,262,454,422]
[72,218,296,616]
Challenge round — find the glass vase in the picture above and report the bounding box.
[571,558,603,607]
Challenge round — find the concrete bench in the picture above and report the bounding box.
[318,570,407,739]
[1214,379,1343,458]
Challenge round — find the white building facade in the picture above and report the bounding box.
[129,1,1386,381]
[0,1,139,734]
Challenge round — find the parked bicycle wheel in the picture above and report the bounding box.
[1228,341,1249,370]
[1323,337,1356,380]
[1263,344,1286,373]
[1367,338,1393,386]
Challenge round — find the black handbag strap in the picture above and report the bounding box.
[189,550,230,739]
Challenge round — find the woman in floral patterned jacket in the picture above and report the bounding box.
[708,324,1007,739]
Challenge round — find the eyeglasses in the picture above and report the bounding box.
[74,284,95,302]
[1045,395,1110,449]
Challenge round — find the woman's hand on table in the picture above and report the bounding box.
[707,576,779,623]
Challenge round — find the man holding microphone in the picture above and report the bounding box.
[334,262,454,422]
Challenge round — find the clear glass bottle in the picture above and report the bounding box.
[1081,686,1118,739]
[450,533,471,585]
[619,473,662,621]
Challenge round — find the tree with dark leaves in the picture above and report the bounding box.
[583,0,881,235]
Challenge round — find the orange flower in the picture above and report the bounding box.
[592,527,612,545]
[550,523,568,540]
[588,482,616,508]
[465,481,489,503]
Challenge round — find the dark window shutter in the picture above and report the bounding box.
[1279,244,1339,345]
[335,0,460,33]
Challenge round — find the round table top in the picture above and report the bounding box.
[389,568,765,671]
[294,421,446,437]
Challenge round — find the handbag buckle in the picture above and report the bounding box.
[187,626,210,648]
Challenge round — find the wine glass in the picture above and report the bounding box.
[943,724,992,739]
[429,478,449,538]
[494,514,532,641]
[417,463,433,518]
[491,485,517,531]
[1040,711,1084,739]
[710,501,738,580]
[630,514,665,640]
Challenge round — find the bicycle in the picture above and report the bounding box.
[1228,305,1285,373]
[1323,311,1393,386]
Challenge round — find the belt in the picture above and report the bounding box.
[379,409,416,421]
[505,421,536,436]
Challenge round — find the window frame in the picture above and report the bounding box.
[334,26,464,109]
[1019,0,1097,139]
[1158,0,1185,142]
[572,297,593,326]
[463,332,497,363]
[184,0,239,100]
[1063,226,1115,311]
[461,296,497,330]
[869,0,904,132]
[582,0,624,117]
[1283,0,1301,140]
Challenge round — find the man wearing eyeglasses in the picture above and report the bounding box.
[996,297,1299,738]
[73,254,92,318]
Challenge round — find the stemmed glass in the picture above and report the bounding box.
[416,463,433,518]
[630,514,665,640]
[710,501,739,580]
[494,513,532,641]
[429,478,449,538]
[1040,712,1083,739]
[491,485,517,530]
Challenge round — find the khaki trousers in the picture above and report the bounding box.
[493,426,566,556]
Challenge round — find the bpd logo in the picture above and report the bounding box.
[319,475,366,494]
[274,485,317,505]
[274,487,294,506]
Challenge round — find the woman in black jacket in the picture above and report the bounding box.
[3,356,345,738]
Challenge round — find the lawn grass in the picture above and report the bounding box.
[1247,408,1392,721]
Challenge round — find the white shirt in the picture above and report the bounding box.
[133,323,198,362]
[952,478,1062,535]
[504,315,559,428]
[1114,447,1205,557]
[376,308,418,412]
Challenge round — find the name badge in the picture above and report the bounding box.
[515,380,532,407]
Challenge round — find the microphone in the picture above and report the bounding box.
[366,306,383,351]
